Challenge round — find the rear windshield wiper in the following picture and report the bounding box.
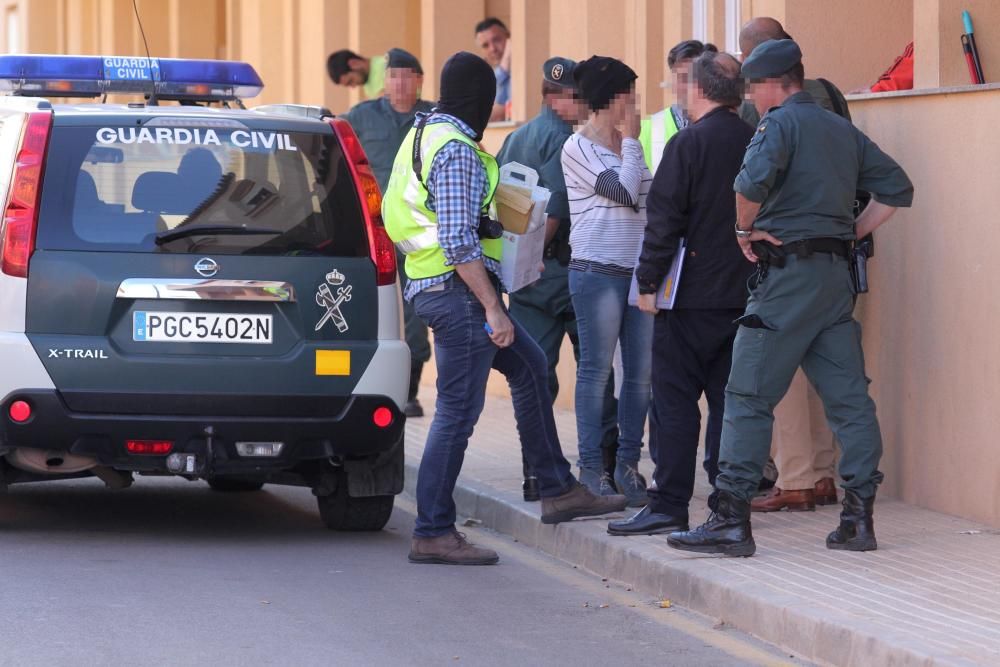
[154,225,282,245]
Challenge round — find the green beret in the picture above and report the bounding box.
[741,39,802,79]
[543,57,578,89]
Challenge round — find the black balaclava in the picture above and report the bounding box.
[436,51,496,141]
[574,55,638,112]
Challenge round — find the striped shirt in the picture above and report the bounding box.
[561,133,652,270]
[403,112,502,301]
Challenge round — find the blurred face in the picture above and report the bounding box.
[384,67,422,107]
[337,58,369,87]
[606,88,636,124]
[748,79,783,115]
[671,58,695,111]
[548,88,587,124]
[476,25,508,66]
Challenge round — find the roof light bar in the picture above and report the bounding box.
[0,54,263,101]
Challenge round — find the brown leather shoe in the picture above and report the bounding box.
[541,482,628,524]
[750,487,816,512]
[815,477,839,506]
[408,531,499,565]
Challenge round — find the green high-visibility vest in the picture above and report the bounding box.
[639,106,683,174]
[383,120,502,281]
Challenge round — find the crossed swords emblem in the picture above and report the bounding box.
[315,269,352,333]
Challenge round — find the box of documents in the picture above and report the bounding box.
[496,162,550,292]
[627,239,686,310]
[496,162,549,234]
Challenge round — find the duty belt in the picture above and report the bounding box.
[751,237,851,269]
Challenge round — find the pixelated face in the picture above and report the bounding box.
[476,25,508,66]
[748,79,782,113]
[607,87,636,122]
[384,67,422,104]
[549,88,587,124]
[671,59,694,109]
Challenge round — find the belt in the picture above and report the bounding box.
[751,237,851,268]
[420,271,503,293]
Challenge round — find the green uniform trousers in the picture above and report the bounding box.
[508,258,577,400]
[716,252,884,502]
[397,249,431,365]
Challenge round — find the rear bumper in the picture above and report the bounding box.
[0,390,404,474]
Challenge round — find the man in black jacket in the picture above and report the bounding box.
[608,51,754,535]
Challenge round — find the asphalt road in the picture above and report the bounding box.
[0,478,803,666]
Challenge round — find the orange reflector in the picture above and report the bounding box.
[315,350,350,376]
[373,406,393,428]
[9,400,31,423]
[126,440,173,455]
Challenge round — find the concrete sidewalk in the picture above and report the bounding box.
[402,391,1000,667]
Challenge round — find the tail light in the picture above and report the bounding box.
[1,112,53,278]
[372,406,393,428]
[126,439,174,455]
[328,118,396,286]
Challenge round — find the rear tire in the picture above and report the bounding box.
[317,485,394,531]
[207,478,265,493]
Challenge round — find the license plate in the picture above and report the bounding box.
[133,311,273,344]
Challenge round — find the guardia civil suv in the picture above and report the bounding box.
[0,55,408,531]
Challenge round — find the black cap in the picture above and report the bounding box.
[543,57,577,88]
[386,48,423,74]
[740,39,802,79]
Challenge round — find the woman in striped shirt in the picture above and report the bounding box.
[561,56,654,506]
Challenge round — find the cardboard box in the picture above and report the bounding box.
[496,162,550,235]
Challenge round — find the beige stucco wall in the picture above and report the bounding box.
[850,88,1000,525]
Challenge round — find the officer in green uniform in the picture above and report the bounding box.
[668,40,914,557]
[344,49,434,417]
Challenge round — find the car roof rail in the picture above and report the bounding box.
[251,104,332,121]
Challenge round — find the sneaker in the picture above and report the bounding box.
[408,531,499,565]
[614,461,648,507]
[541,482,628,524]
[403,399,424,418]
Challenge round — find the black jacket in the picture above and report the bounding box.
[637,106,754,310]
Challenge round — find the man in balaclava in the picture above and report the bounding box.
[382,51,628,566]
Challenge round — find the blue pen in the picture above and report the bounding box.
[484,322,494,335]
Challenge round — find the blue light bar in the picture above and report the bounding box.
[0,54,264,101]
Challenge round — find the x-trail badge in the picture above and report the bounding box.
[194,257,219,277]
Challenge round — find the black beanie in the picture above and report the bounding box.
[573,56,637,112]
[436,51,496,141]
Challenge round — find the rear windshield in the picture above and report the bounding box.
[36,121,368,256]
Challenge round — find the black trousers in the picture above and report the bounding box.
[647,308,743,517]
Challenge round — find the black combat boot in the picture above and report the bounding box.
[522,453,539,502]
[666,491,756,557]
[826,488,877,551]
[404,362,424,418]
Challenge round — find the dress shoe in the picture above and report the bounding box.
[814,477,839,506]
[826,488,877,551]
[522,476,540,502]
[409,531,499,565]
[403,399,424,418]
[541,482,627,524]
[751,487,816,512]
[607,506,688,536]
[667,491,756,557]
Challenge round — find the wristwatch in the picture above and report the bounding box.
[734,223,753,239]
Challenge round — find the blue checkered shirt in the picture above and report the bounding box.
[402,112,503,301]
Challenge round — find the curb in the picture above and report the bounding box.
[402,460,950,667]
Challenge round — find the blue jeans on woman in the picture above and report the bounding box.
[412,276,576,538]
[569,266,653,473]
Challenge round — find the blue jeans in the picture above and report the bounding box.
[569,267,653,472]
[412,277,576,537]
